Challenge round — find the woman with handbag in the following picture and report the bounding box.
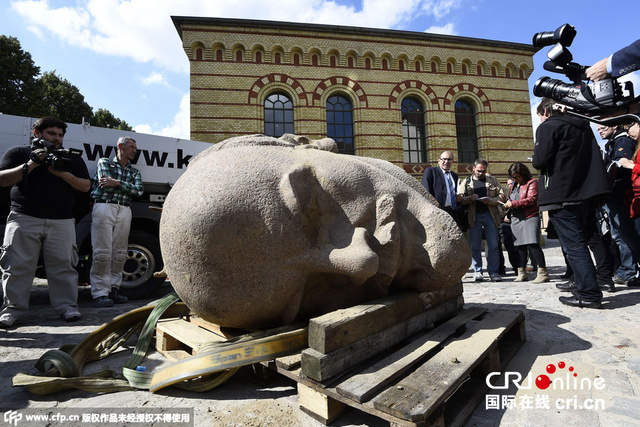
[503,162,549,282]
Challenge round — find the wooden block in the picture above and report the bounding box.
[309,283,463,354]
[301,296,464,382]
[298,383,349,425]
[336,307,487,403]
[372,310,525,422]
[156,318,227,355]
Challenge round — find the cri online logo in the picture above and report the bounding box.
[487,360,606,391]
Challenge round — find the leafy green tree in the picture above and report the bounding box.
[91,108,133,131]
[37,71,93,124]
[0,35,41,117]
[2,36,133,129]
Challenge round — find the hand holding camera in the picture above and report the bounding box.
[31,138,82,173]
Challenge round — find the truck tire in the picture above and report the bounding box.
[120,229,166,299]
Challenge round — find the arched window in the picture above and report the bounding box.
[293,54,300,65]
[274,52,281,64]
[365,57,372,69]
[399,60,405,71]
[477,65,483,75]
[312,54,319,66]
[195,48,203,61]
[382,58,388,70]
[235,50,243,62]
[255,51,262,63]
[326,94,354,155]
[402,97,427,164]
[215,49,223,61]
[431,62,437,73]
[462,64,467,75]
[348,56,354,68]
[455,99,479,164]
[264,93,294,137]
[415,61,421,71]
[330,56,336,67]
[447,63,453,73]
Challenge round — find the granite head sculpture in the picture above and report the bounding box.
[160,134,470,329]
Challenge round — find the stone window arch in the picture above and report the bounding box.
[264,92,294,137]
[455,98,479,164]
[401,97,427,164]
[326,94,355,155]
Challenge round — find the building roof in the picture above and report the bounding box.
[171,16,536,54]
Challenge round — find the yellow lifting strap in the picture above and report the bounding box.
[12,292,308,395]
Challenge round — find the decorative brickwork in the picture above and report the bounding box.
[172,17,536,182]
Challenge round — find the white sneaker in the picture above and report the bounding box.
[474,272,484,281]
[61,308,81,322]
[0,313,16,327]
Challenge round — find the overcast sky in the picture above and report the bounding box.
[1,0,638,141]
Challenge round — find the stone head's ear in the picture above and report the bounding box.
[280,164,321,243]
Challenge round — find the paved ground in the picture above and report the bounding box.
[1,238,639,426]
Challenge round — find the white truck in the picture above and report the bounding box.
[0,113,212,298]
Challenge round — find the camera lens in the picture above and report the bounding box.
[533,76,576,99]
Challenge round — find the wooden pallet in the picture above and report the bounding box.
[153,284,525,426]
[266,306,525,426]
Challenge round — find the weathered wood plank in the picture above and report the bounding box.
[275,353,302,370]
[301,296,464,382]
[309,282,463,354]
[335,307,487,403]
[372,310,524,422]
[187,316,246,339]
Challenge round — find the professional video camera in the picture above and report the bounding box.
[532,24,639,116]
[31,138,83,173]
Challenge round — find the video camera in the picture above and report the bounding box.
[532,24,639,116]
[31,138,83,173]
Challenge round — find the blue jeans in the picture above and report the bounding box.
[606,202,640,280]
[470,210,499,275]
[550,204,603,302]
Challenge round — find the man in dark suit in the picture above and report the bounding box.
[421,151,459,218]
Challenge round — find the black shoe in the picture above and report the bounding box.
[559,296,602,309]
[612,275,626,285]
[556,281,575,292]
[598,283,616,292]
[94,296,114,308]
[109,288,129,304]
[626,279,640,287]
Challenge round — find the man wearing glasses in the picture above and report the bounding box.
[421,151,460,218]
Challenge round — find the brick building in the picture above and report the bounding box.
[171,16,536,180]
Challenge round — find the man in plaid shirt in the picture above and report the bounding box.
[90,136,143,307]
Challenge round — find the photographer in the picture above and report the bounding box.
[0,117,90,327]
[532,98,611,309]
